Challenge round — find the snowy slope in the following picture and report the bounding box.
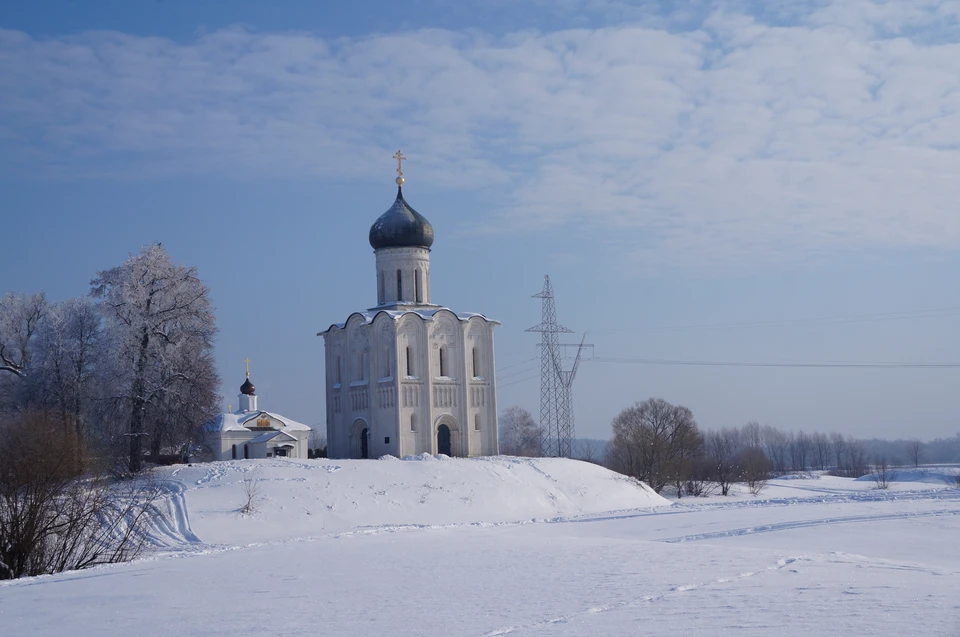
[165,455,670,545]
[2,462,960,636]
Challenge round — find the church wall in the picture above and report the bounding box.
[396,314,427,457]
[324,312,499,460]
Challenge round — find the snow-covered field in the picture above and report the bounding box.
[2,457,959,636]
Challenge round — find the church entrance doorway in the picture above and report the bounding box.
[350,419,369,459]
[437,424,451,456]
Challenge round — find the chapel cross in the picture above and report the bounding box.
[244,357,251,378]
[393,150,406,181]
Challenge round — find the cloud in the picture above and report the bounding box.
[1,1,960,264]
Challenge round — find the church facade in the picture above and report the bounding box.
[320,156,499,459]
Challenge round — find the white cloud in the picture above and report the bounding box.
[2,1,960,264]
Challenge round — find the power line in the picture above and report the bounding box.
[498,372,541,389]
[591,305,960,335]
[588,357,960,369]
[496,356,539,374]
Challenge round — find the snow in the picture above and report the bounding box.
[209,409,311,432]
[2,459,960,636]
[320,307,500,334]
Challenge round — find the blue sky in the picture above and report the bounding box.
[2,0,960,441]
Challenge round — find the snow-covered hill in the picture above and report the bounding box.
[163,455,670,545]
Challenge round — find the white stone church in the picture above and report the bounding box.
[319,155,500,459]
[206,371,312,461]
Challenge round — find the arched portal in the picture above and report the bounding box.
[350,419,369,459]
[437,424,451,456]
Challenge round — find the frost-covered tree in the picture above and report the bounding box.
[498,405,541,457]
[0,293,47,409]
[91,244,219,472]
[33,297,103,443]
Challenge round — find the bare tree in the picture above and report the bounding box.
[871,455,896,489]
[705,428,740,496]
[607,398,702,494]
[830,432,847,474]
[91,244,219,473]
[741,421,763,449]
[811,432,831,471]
[0,411,161,580]
[239,471,264,515]
[309,428,327,458]
[0,293,47,410]
[34,298,103,447]
[575,439,601,464]
[0,292,46,379]
[498,406,541,457]
[908,439,923,469]
[738,446,771,495]
[791,430,810,472]
[762,425,789,475]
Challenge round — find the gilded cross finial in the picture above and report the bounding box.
[244,357,250,378]
[392,150,406,187]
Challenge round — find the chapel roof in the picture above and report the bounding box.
[207,410,312,433]
[368,187,435,251]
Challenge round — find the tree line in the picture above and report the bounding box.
[1,244,219,580]
[499,397,952,497]
[0,244,220,473]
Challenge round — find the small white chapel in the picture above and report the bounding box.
[206,363,312,460]
[319,152,500,459]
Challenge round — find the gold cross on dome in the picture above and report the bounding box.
[393,150,406,178]
[244,357,251,378]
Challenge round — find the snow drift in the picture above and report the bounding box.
[163,455,669,545]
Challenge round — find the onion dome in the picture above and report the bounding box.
[240,377,256,395]
[368,187,435,251]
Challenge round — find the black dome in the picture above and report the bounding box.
[369,187,434,250]
[240,377,256,395]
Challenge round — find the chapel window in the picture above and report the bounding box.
[406,346,413,377]
[472,347,479,377]
[439,346,447,377]
[410,413,417,432]
[415,269,422,303]
[378,271,384,304]
[336,356,342,384]
[397,270,403,301]
[475,414,481,431]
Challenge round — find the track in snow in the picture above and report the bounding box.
[657,508,960,543]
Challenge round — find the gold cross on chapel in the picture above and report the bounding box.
[244,357,251,378]
[393,150,406,186]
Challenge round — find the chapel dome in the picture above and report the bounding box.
[369,187,435,250]
[240,377,256,395]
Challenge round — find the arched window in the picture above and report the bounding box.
[383,346,391,378]
[336,356,342,384]
[439,346,447,377]
[360,351,366,381]
[415,269,422,303]
[472,347,479,377]
[232,444,237,459]
[397,270,403,301]
[406,346,413,377]
[475,414,481,431]
[243,444,249,460]
[378,271,384,304]
[410,413,417,432]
